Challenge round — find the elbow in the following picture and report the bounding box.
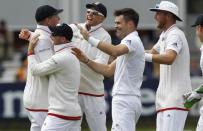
[165,59,174,65]
[104,67,114,77]
[104,73,114,78]
[110,48,121,57]
[110,52,119,57]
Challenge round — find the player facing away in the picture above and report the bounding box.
[22,5,63,131]
[70,2,111,131]
[145,1,192,131]
[27,23,81,131]
[72,8,144,131]
[184,14,203,131]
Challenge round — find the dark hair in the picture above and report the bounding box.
[114,8,139,27]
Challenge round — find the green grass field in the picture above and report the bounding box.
[0,117,198,131]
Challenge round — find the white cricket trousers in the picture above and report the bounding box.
[41,115,80,131]
[26,111,47,131]
[78,94,107,131]
[196,106,203,131]
[111,95,142,131]
[156,110,188,131]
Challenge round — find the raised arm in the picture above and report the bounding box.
[71,47,115,77]
[75,24,129,57]
[27,35,62,76]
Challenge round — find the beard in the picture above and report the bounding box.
[156,22,165,30]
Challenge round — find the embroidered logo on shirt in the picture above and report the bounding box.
[126,40,131,45]
[171,43,178,48]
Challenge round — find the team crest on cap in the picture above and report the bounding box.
[155,4,159,8]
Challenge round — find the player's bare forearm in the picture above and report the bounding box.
[27,34,40,54]
[146,48,158,54]
[152,50,177,65]
[97,42,129,57]
[87,60,115,77]
[71,47,115,77]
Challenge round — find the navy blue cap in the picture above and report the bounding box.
[35,5,63,22]
[86,2,107,17]
[49,23,73,41]
[191,14,203,27]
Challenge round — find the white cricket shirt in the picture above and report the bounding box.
[28,43,82,119]
[153,24,192,111]
[112,31,145,96]
[70,23,111,96]
[24,25,54,111]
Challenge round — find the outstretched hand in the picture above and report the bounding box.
[74,23,90,41]
[28,34,40,54]
[71,47,90,64]
[19,28,31,41]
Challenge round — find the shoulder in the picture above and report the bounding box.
[97,27,110,37]
[123,32,141,43]
[168,27,184,36]
[38,35,51,41]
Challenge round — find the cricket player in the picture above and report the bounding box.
[145,1,192,131]
[73,8,144,131]
[184,14,203,131]
[70,2,111,131]
[27,23,81,131]
[21,5,63,131]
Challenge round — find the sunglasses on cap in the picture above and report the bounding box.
[86,9,104,17]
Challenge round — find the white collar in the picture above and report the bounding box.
[163,24,177,34]
[54,43,75,52]
[84,23,102,33]
[36,25,52,34]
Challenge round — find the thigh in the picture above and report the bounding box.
[196,114,203,131]
[27,111,47,131]
[156,112,163,131]
[41,116,80,131]
[162,110,188,131]
[111,96,141,131]
[82,95,107,131]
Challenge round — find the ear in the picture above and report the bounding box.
[128,20,134,28]
[200,26,203,33]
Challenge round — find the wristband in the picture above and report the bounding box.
[145,53,153,62]
[88,37,100,47]
[27,52,34,56]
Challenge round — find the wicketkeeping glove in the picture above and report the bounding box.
[183,84,203,108]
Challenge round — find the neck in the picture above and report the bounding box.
[162,21,175,32]
[128,27,136,34]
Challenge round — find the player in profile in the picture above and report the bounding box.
[145,1,192,131]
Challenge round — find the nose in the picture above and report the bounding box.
[114,23,118,29]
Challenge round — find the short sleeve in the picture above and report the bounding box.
[153,42,160,53]
[121,37,136,53]
[166,34,182,54]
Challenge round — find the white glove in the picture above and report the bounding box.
[184,92,201,101]
[183,92,202,108]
